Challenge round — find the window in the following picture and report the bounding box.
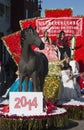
[0,3,4,16]
[5,6,10,23]
[26,9,29,19]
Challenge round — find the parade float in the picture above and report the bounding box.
[0,8,84,130]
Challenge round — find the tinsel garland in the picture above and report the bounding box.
[48,61,61,76]
[62,105,84,120]
[43,61,61,102]
[43,75,60,102]
[0,113,68,130]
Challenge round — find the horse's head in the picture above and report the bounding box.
[21,26,44,50]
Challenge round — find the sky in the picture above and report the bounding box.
[41,0,84,17]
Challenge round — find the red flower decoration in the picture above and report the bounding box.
[45,8,73,17]
[45,99,57,114]
[1,105,9,113]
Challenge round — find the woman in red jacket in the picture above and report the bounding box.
[55,30,74,60]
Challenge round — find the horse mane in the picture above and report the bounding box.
[20,29,26,48]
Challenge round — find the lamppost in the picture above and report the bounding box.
[38,0,42,16]
[31,0,34,18]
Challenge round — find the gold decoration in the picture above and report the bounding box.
[63,107,84,120]
[43,61,61,102]
[0,114,68,130]
[48,61,61,76]
[43,75,60,102]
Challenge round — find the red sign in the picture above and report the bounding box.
[9,92,43,116]
[36,17,83,37]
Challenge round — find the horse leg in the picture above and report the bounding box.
[31,71,40,92]
[39,75,45,91]
[18,76,24,91]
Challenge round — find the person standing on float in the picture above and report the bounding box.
[35,30,58,61]
[55,30,75,60]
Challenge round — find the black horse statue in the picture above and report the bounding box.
[18,26,48,92]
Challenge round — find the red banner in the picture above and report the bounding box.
[36,17,83,37]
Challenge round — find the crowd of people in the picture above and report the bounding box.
[1,29,84,102]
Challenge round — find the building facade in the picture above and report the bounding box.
[0,0,42,64]
[0,0,11,63]
[0,0,11,35]
[11,0,42,32]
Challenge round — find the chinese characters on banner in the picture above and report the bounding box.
[36,17,83,37]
